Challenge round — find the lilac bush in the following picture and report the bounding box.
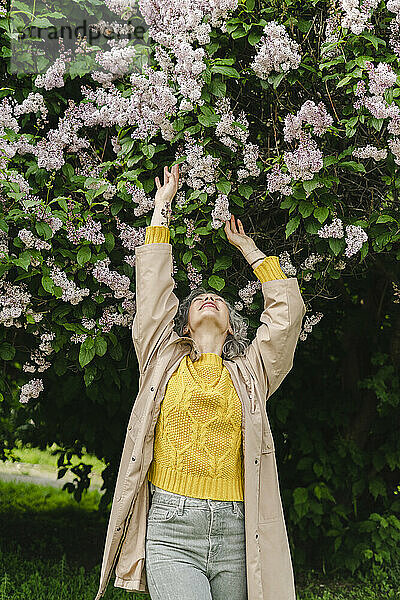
[0,0,399,575]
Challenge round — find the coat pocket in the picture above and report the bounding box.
[258,430,279,524]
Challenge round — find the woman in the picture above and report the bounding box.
[144,163,292,600]
[94,164,307,600]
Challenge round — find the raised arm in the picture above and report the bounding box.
[224,215,306,400]
[132,165,179,373]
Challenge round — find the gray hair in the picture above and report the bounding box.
[174,286,250,360]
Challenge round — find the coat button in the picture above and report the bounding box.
[266,444,271,449]
[132,456,136,461]
[255,533,258,539]
[255,459,258,464]
[117,496,122,502]
[150,386,154,391]
[116,527,121,531]
[128,425,132,431]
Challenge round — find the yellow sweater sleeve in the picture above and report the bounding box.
[144,225,170,244]
[144,226,286,282]
[253,256,287,282]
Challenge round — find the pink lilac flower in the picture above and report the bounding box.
[278,251,297,276]
[250,21,301,79]
[238,280,262,305]
[186,262,203,290]
[352,145,388,160]
[284,134,324,181]
[125,183,155,216]
[0,276,31,326]
[50,266,90,304]
[211,194,231,228]
[19,378,44,403]
[17,228,51,251]
[344,224,368,257]
[339,0,379,35]
[299,312,324,341]
[317,217,345,238]
[266,164,293,195]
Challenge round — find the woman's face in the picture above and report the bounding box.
[183,292,233,337]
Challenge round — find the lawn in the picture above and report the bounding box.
[0,477,398,599]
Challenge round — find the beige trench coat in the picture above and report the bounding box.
[94,241,307,600]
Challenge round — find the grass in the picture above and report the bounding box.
[7,440,107,475]
[0,477,399,599]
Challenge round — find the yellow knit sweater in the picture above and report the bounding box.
[143,225,287,501]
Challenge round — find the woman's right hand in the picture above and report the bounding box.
[155,164,179,205]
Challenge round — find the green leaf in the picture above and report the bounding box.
[313,206,329,223]
[183,250,193,264]
[77,245,91,266]
[209,78,226,97]
[197,250,208,265]
[210,65,240,78]
[79,338,96,368]
[298,201,314,218]
[104,232,115,252]
[95,336,107,357]
[329,238,344,256]
[238,184,253,199]
[285,216,301,238]
[0,342,15,360]
[84,364,97,387]
[216,179,231,194]
[35,221,53,240]
[339,161,366,173]
[293,486,309,504]
[198,113,220,127]
[303,179,320,195]
[208,275,225,291]
[212,255,232,272]
[41,275,54,293]
[376,215,397,224]
[14,251,31,271]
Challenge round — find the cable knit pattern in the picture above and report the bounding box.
[147,352,244,500]
[143,224,286,500]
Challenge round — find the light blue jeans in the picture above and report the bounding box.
[145,482,247,600]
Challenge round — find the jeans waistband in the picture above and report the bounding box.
[149,481,244,511]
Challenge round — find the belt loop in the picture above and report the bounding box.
[232,501,238,515]
[178,495,185,515]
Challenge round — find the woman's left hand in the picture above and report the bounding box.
[224,215,256,253]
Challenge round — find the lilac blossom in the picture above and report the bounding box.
[339,0,380,35]
[266,164,293,195]
[18,229,51,251]
[284,135,324,181]
[317,217,345,238]
[250,21,301,79]
[19,378,44,403]
[299,312,324,341]
[34,43,73,90]
[125,183,155,216]
[186,262,203,290]
[50,266,90,305]
[176,133,221,195]
[13,92,49,125]
[284,100,334,142]
[278,251,297,276]
[92,39,137,86]
[92,257,134,300]
[211,194,231,229]
[344,224,368,257]
[0,276,31,326]
[71,216,106,245]
[352,145,388,160]
[238,280,262,306]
